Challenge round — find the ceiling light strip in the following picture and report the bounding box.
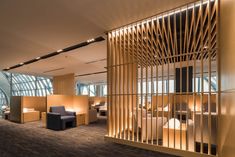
[2,36,105,71]
[43,67,65,73]
[110,0,214,33]
[75,71,107,77]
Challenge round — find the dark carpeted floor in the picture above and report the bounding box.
[0,117,177,157]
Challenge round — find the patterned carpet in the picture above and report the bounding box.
[0,117,177,157]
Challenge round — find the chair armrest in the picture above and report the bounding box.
[47,112,61,121]
[65,111,76,116]
[47,112,61,116]
[47,112,61,130]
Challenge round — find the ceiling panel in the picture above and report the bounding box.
[0,0,195,82]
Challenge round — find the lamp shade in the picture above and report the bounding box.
[166,118,181,129]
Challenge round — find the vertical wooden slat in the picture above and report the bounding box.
[173,10,177,149]
[145,21,149,144]
[215,0,219,155]
[141,22,144,143]
[185,5,189,151]
[161,13,165,148]
[118,30,122,139]
[155,16,159,146]
[136,24,139,142]
[123,28,127,140]
[107,33,111,136]
[192,3,197,152]
[132,25,135,142]
[127,27,130,140]
[114,31,118,138]
[208,0,212,155]
[115,31,121,138]
[166,13,170,148]
[216,0,219,156]
[179,8,183,150]
[150,19,154,145]
[110,32,114,137]
[200,0,204,153]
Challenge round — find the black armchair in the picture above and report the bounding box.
[47,106,76,130]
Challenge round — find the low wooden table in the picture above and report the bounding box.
[23,111,40,123]
[76,113,86,126]
[41,112,46,127]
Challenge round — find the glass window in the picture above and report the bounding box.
[3,72,53,97]
[76,82,107,97]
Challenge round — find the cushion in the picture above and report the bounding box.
[50,106,66,116]
[61,116,75,122]
[61,115,75,120]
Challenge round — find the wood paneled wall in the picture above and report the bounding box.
[53,73,75,95]
[22,96,46,113]
[219,0,235,156]
[10,96,46,123]
[47,95,89,124]
[10,96,22,123]
[89,96,107,105]
[174,94,216,111]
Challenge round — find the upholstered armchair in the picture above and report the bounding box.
[47,106,76,130]
[89,108,97,123]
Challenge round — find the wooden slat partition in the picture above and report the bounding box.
[107,0,218,156]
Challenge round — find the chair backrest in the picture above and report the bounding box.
[195,113,217,144]
[50,106,66,116]
[99,102,105,106]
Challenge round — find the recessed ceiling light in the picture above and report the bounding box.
[87,38,95,43]
[57,49,63,53]
[2,36,105,71]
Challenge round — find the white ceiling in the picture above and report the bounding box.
[0,0,195,83]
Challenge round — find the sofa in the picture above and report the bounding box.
[47,106,76,130]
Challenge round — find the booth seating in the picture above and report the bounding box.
[47,106,76,130]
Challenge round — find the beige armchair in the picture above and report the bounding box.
[136,108,167,141]
[89,109,97,123]
[195,112,217,145]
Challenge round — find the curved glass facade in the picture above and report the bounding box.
[0,89,7,107]
[3,72,53,97]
